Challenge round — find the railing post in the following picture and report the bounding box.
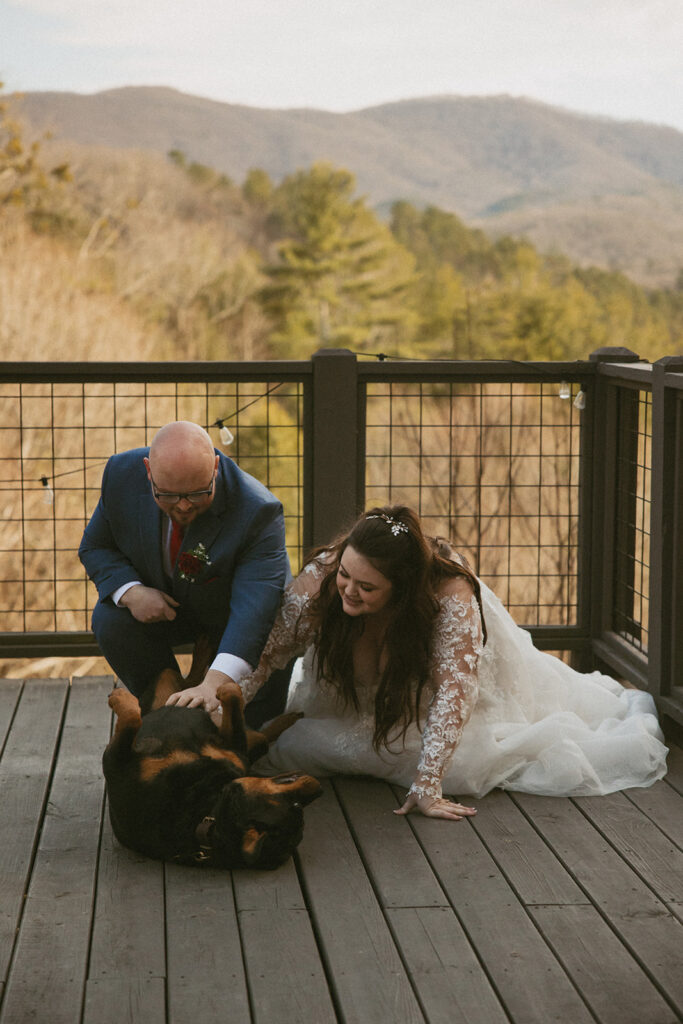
[306,349,363,549]
[649,356,683,729]
[587,347,643,666]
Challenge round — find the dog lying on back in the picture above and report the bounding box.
[103,645,322,870]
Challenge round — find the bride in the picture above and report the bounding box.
[176,505,669,819]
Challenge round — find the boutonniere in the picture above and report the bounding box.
[177,542,212,583]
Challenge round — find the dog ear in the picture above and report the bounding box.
[241,825,266,865]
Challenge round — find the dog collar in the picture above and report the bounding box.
[192,815,216,864]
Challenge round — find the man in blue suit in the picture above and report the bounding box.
[79,420,291,726]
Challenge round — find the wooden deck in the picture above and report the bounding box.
[1,676,682,1024]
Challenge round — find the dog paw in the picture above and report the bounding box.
[108,688,139,714]
[216,679,243,706]
[260,710,303,743]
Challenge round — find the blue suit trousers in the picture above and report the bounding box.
[92,599,291,727]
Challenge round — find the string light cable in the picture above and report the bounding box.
[3,354,588,500]
[1,382,285,500]
[354,348,588,406]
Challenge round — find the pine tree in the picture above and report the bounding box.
[259,163,415,356]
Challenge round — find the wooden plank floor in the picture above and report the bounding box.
[1,676,682,1024]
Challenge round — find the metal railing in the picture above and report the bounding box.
[1,348,681,732]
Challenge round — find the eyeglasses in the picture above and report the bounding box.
[150,472,215,505]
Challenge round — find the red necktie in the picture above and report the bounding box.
[169,520,185,567]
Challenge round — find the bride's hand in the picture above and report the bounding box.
[394,792,477,820]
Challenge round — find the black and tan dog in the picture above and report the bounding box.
[103,644,321,870]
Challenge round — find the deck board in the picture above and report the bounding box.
[333,777,447,908]
[0,679,109,1024]
[0,680,68,990]
[0,676,681,1024]
[527,904,677,1024]
[386,906,509,1024]
[88,815,167,984]
[408,807,596,1024]
[512,791,683,1011]
[624,777,683,847]
[164,865,251,1024]
[296,779,425,1023]
[232,854,336,1023]
[465,787,589,905]
[573,789,683,899]
[0,681,22,750]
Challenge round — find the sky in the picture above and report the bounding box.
[2,0,683,131]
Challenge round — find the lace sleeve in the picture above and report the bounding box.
[239,560,324,703]
[409,583,483,800]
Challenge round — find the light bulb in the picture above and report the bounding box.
[219,423,234,446]
[573,390,586,410]
[41,477,54,505]
[559,381,571,400]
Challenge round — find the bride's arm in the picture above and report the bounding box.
[239,560,323,703]
[395,576,483,820]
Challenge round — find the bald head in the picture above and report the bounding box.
[150,421,214,468]
[145,421,219,524]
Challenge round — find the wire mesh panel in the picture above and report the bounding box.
[612,387,651,653]
[0,378,304,634]
[364,378,583,627]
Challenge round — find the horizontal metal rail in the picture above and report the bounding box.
[0,347,681,739]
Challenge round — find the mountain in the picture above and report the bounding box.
[11,86,683,286]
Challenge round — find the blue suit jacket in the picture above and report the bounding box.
[78,447,290,667]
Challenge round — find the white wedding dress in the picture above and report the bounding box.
[242,562,668,799]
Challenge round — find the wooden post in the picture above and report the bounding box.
[588,347,642,666]
[649,356,683,722]
[306,349,363,549]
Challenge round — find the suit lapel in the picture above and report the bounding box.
[172,510,223,595]
[184,507,224,557]
[184,459,230,558]
[138,494,166,590]
[136,457,232,595]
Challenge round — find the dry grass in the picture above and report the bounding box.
[0,214,167,362]
[0,655,110,680]
[365,383,582,626]
[0,651,195,681]
[2,142,274,364]
[0,140,655,681]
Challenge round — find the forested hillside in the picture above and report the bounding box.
[2,92,682,364]
[12,86,683,287]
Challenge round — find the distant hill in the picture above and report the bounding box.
[11,86,683,287]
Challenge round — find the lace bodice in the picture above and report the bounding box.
[240,559,483,800]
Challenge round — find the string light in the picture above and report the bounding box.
[209,383,283,446]
[2,382,286,496]
[40,476,54,505]
[217,420,234,447]
[6,369,588,497]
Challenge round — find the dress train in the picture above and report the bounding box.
[254,582,668,798]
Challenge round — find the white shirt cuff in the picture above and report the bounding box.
[112,581,142,605]
[210,652,252,682]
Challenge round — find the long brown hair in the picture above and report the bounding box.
[307,506,486,753]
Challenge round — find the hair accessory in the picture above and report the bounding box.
[366,513,409,536]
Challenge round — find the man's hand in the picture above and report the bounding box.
[119,585,179,623]
[165,668,229,713]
